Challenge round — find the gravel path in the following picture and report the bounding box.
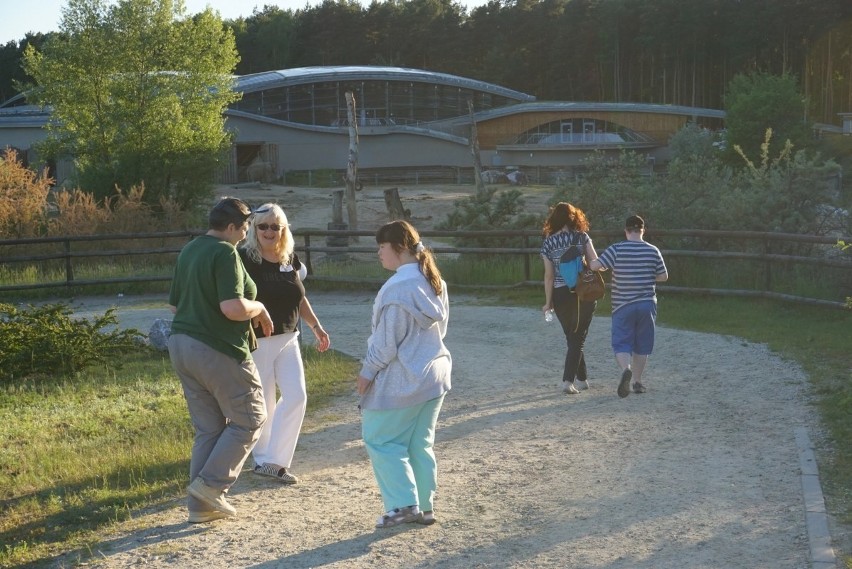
[61,291,828,569]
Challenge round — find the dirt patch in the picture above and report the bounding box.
[213,183,554,233]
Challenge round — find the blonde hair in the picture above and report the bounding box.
[375,220,443,296]
[243,203,294,264]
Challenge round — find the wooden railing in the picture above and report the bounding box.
[0,229,849,308]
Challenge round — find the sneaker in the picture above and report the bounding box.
[376,505,421,528]
[577,379,590,391]
[617,369,632,398]
[254,463,299,484]
[188,509,230,524]
[187,477,236,516]
[633,382,647,394]
[563,382,580,394]
[417,510,436,526]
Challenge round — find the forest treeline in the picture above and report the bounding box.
[2,0,851,124]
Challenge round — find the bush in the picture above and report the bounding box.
[550,150,653,230]
[0,303,144,383]
[0,147,52,238]
[437,186,540,247]
[0,148,196,239]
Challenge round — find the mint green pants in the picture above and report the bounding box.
[361,394,445,513]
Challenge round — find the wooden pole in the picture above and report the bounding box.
[468,99,486,195]
[344,91,360,241]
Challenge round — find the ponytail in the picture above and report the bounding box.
[375,220,443,296]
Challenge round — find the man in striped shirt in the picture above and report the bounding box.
[589,215,668,398]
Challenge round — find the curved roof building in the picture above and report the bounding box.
[1,66,726,184]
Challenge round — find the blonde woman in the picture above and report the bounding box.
[239,203,330,483]
[357,220,452,528]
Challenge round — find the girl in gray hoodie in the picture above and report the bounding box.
[357,220,452,528]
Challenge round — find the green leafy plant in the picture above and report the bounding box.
[550,150,653,230]
[0,303,144,383]
[437,186,540,248]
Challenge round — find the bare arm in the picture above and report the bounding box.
[541,255,555,314]
[589,258,604,271]
[656,271,669,282]
[300,296,330,352]
[220,298,273,337]
[584,238,599,264]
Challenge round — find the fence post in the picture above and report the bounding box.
[304,234,313,275]
[64,239,73,287]
[523,235,531,281]
[764,237,772,292]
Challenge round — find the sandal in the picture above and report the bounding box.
[417,510,436,525]
[375,505,420,528]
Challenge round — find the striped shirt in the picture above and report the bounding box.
[596,239,667,312]
[540,230,591,288]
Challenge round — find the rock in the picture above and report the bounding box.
[148,318,172,351]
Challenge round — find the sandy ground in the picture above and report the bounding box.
[64,291,824,569]
[211,181,554,233]
[54,183,844,568]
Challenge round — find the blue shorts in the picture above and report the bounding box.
[611,300,657,355]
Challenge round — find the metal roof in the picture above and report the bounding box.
[0,105,50,128]
[474,101,726,121]
[235,66,537,103]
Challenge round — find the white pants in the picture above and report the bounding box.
[250,331,307,469]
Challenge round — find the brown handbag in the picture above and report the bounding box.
[575,267,605,301]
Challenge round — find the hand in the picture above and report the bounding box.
[313,325,331,352]
[255,307,274,337]
[542,304,553,316]
[356,375,372,395]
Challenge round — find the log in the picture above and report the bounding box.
[383,187,410,221]
[331,189,344,224]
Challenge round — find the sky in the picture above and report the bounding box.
[1,0,491,46]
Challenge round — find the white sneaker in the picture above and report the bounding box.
[577,380,590,390]
[563,382,580,394]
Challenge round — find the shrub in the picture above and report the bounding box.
[0,303,144,383]
[0,147,52,238]
[48,183,196,236]
[550,150,653,230]
[437,186,540,248]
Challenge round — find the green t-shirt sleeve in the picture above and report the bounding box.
[213,246,246,303]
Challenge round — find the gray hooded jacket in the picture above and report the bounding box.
[358,262,452,410]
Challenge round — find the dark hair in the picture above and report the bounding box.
[209,197,252,230]
[375,220,443,296]
[542,202,590,236]
[625,214,645,232]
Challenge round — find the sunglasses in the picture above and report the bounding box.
[256,223,284,231]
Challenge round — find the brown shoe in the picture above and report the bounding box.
[187,477,236,516]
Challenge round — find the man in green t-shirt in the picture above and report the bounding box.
[168,197,273,524]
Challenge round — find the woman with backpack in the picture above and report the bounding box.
[540,202,601,394]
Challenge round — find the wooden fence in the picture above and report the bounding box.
[0,228,849,308]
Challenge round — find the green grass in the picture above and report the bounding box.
[0,347,358,568]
